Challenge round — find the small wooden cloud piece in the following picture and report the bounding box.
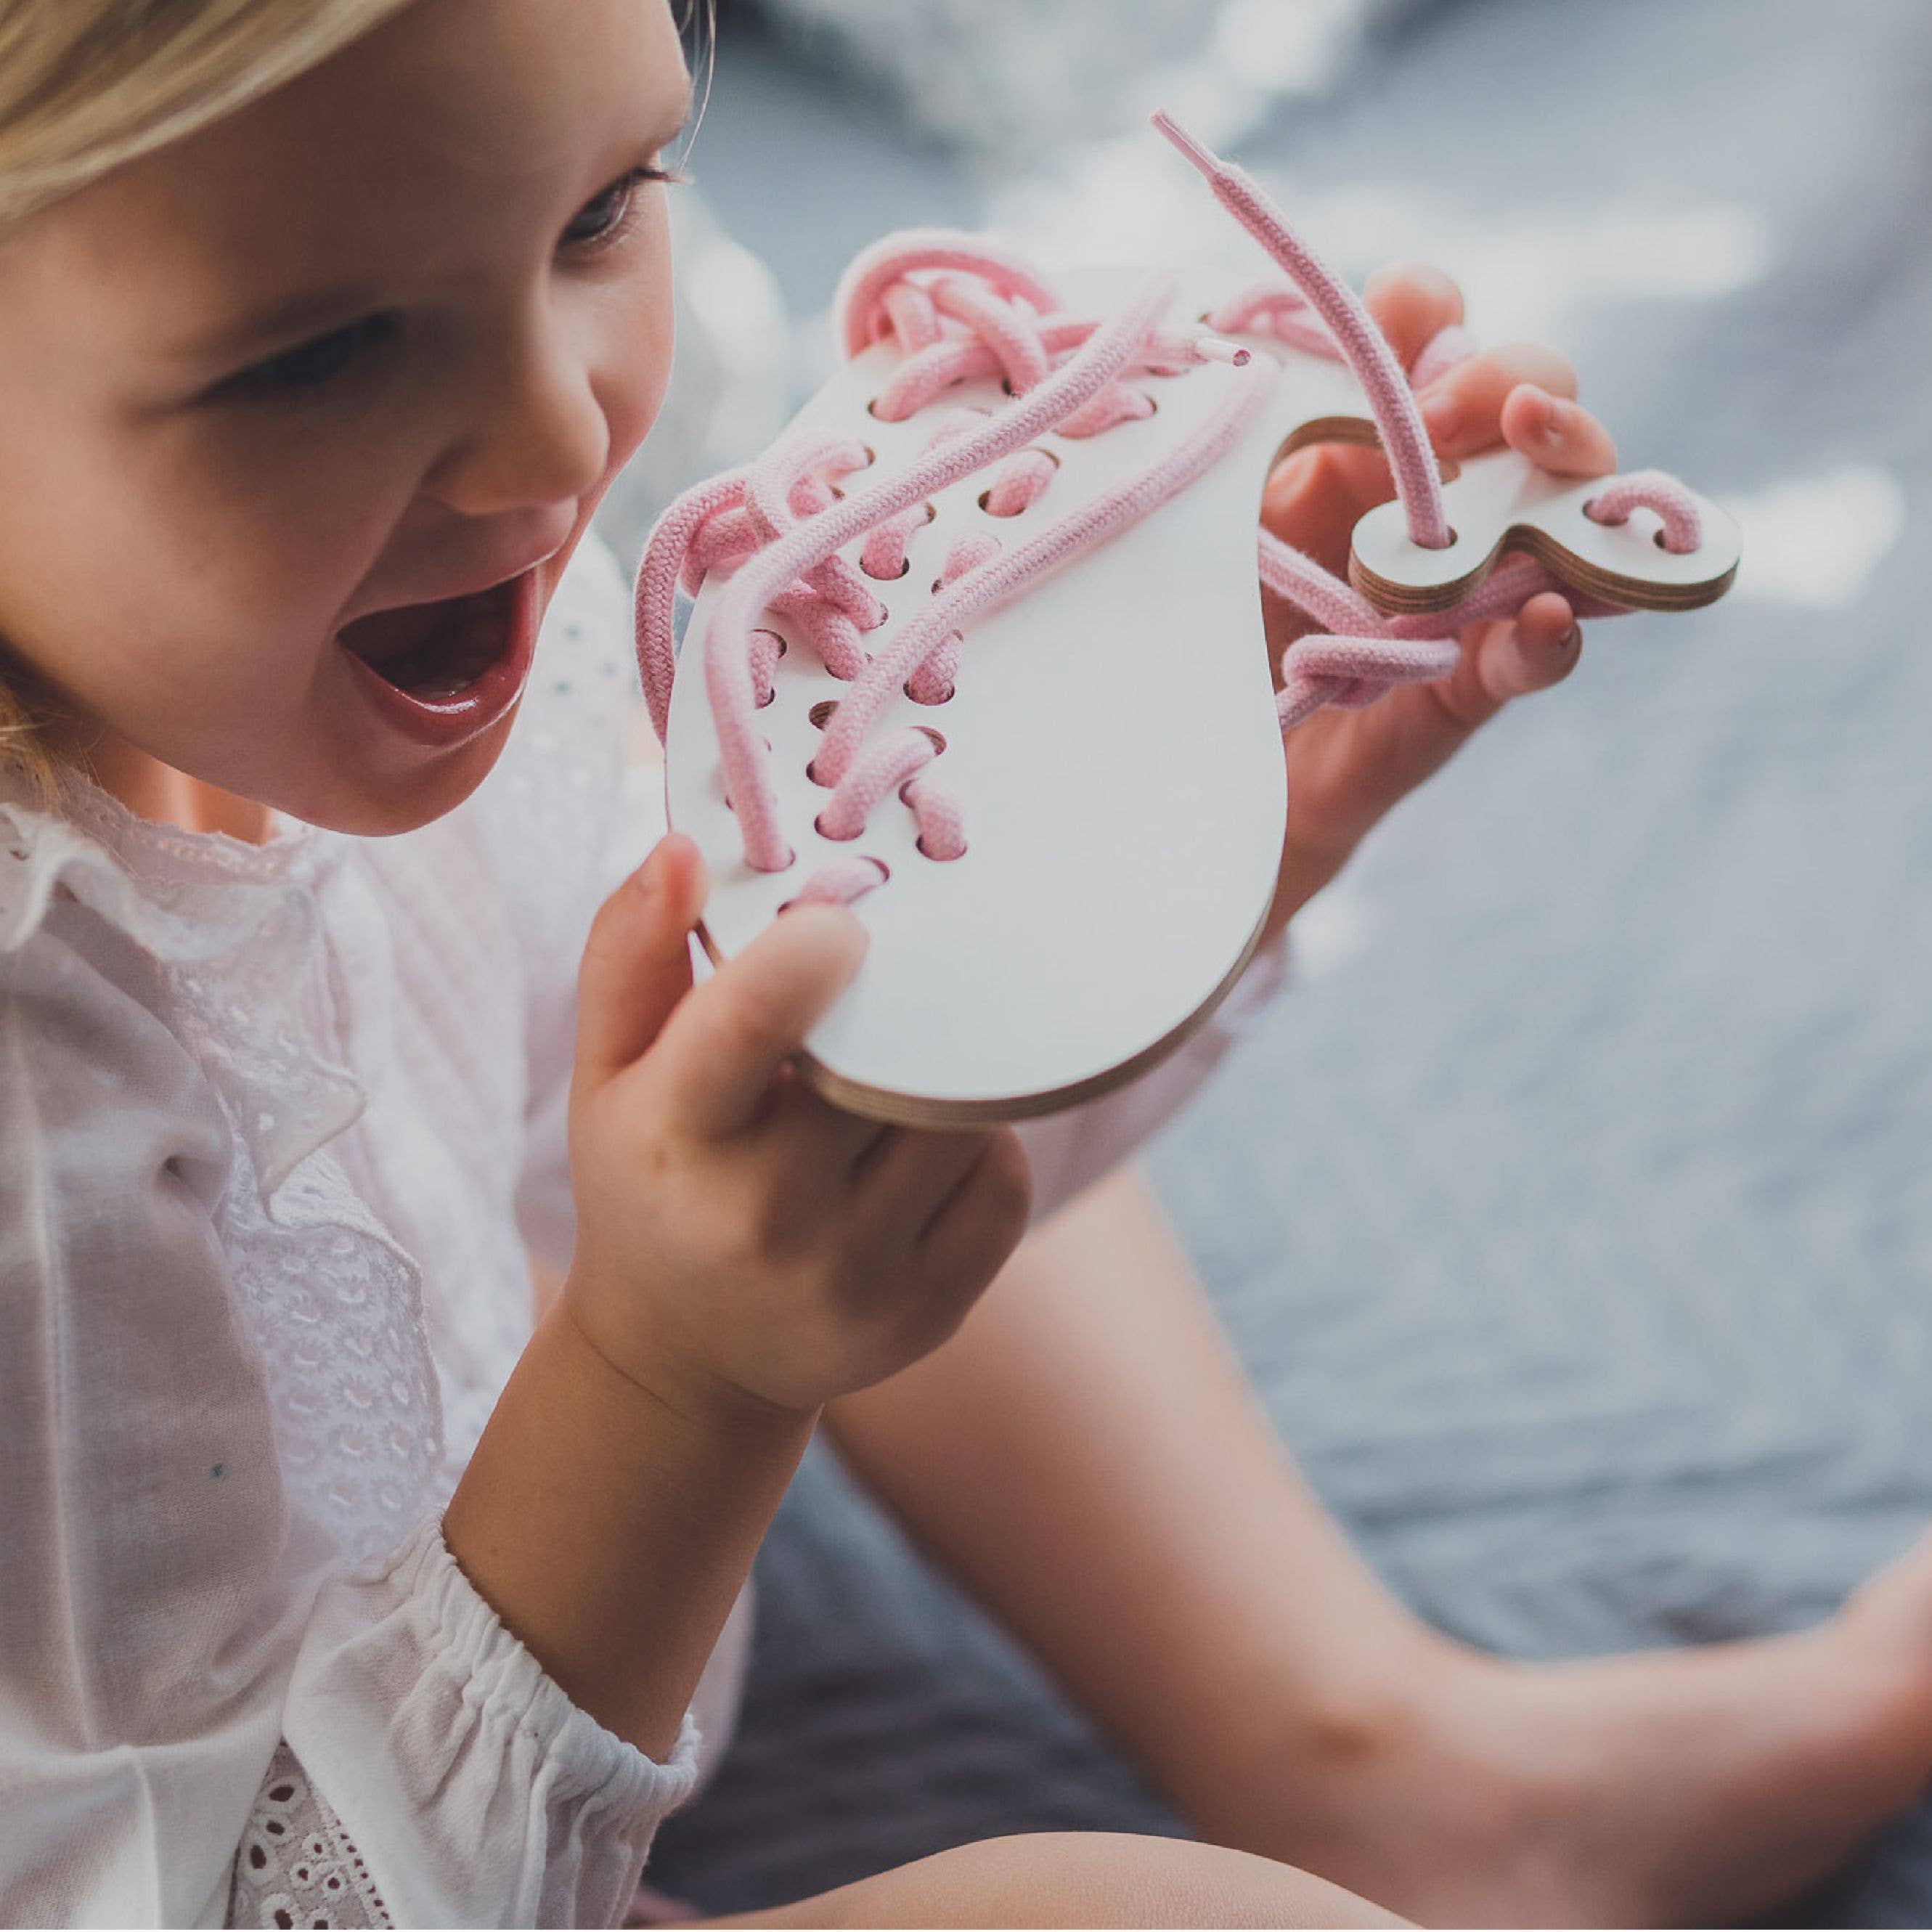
[1350,454,1742,616]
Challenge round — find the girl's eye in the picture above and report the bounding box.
[563,165,674,250]
[225,313,396,398]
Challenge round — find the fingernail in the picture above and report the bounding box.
[1422,391,1459,444]
[1537,395,1570,444]
[1554,623,1582,651]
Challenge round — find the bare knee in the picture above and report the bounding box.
[711,1830,1407,1928]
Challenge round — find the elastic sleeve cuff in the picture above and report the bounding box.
[284,1518,701,1928]
[402,1519,701,1812]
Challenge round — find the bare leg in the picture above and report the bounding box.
[704,1832,1403,1929]
[825,1165,1932,1926]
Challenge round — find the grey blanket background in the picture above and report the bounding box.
[640,2,1932,1919]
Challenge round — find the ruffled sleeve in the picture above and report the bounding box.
[0,803,696,1928]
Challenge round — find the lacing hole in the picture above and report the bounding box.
[862,555,913,581]
[977,488,1016,515]
[865,397,885,419]
[863,856,890,883]
[805,759,833,787]
[916,725,947,754]
[999,377,1016,396]
[857,444,877,467]
[904,680,955,704]
[916,836,964,860]
[1140,393,1160,417]
[815,812,858,841]
[924,500,939,523]
[756,686,776,709]
[809,700,839,729]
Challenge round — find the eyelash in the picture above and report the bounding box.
[562,162,679,250]
[222,163,680,401]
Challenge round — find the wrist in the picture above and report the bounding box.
[446,1295,815,1756]
[555,1273,823,1449]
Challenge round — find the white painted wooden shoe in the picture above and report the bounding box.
[640,127,1741,1128]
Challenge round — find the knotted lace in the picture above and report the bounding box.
[635,114,1709,905]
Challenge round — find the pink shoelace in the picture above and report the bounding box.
[635,115,1705,907]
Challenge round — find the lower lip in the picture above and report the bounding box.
[338,568,542,751]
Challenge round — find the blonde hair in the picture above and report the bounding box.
[0,0,420,801]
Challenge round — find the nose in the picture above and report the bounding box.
[426,305,612,520]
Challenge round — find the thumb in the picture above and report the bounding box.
[649,902,869,1138]
[574,833,708,1085]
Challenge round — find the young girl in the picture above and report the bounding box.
[7,2,1932,1925]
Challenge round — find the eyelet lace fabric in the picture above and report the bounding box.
[228,1743,391,1929]
[0,778,441,1568]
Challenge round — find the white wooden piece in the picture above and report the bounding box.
[1351,458,1740,614]
[664,266,1739,1125]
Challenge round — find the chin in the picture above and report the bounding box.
[278,709,520,838]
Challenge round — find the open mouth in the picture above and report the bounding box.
[338,578,521,701]
[335,569,541,749]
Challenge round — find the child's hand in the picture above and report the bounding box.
[1258,263,1619,938]
[563,834,1032,1424]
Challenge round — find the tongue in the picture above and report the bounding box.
[339,587,506,699]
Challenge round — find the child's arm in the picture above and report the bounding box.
[443,834,1027,1757]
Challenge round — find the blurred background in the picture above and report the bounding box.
[604,1,1932,1921]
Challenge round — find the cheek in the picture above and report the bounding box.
[593,223,678,478]
[0,391,410,764]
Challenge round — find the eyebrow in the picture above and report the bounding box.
[175,86,696,367]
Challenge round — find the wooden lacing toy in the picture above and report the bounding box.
[636,114,1741,1127]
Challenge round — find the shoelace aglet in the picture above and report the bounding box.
[1149,110,1231,186]
[1194,334,1252,367]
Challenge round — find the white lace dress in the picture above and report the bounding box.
[0,534,1284,1928]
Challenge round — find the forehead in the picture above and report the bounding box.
[12,0,688,355]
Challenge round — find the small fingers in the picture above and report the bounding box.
[574,834,706,1083]
[1363,261,1465,370]
[1475,592,1583,705]
[916,1126,1033,1284]
[651,904,870,1138]
[850,1122,1005,1248]
[1499,383,1618,478]
[1419,341,1580,457]
[759,1065,892,1176]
